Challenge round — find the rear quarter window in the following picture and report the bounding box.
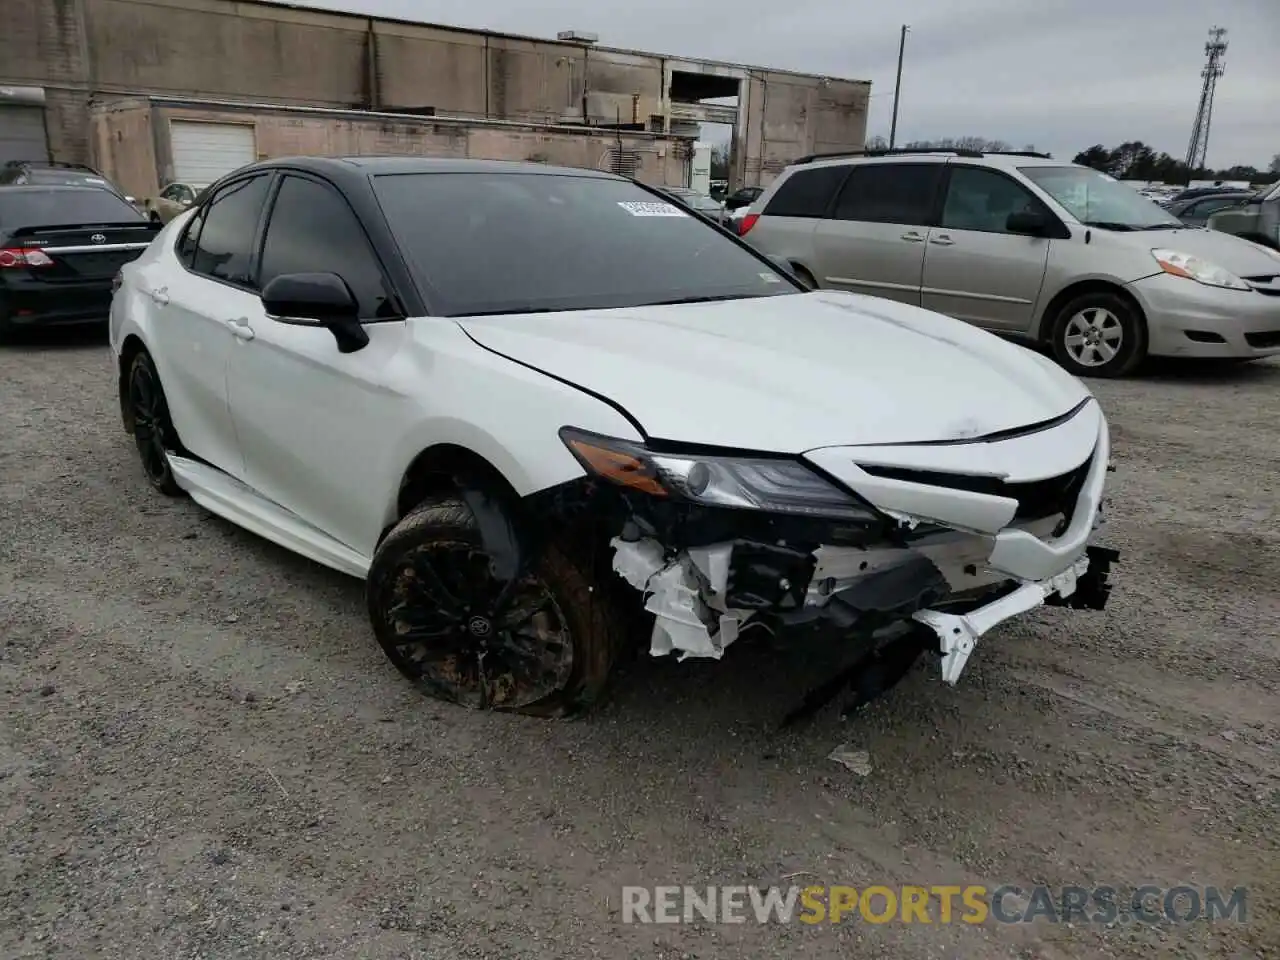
[764,165,849,218]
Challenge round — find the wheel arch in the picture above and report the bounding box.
[117,334,149,432]
[382,444,524,547]
[1034,279,1148,342]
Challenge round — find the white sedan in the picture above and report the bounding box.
[109,156,1119,717]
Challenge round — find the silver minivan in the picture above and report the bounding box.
[742,150,1280,377]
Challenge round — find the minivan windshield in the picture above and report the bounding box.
[1019,165,1184,231]
[374,172,797,316]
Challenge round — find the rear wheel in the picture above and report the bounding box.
[366,497,622,717]
[127,350,183,496]
[1049,292,1147,378]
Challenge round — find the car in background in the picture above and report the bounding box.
[143,181,201,224]
[0,160,138,209]
[1167,184,1248,205]
[740,149,1280,377]
[0,185,159,339]
[109,155,1117,717]
[1206,181,1280,250]
[656,186,726,222]
[721,185,763,230]
[1165,191,1254,228]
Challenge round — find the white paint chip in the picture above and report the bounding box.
[617,201,688,217]
[828,744,872,777]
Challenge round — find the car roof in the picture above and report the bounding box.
[0,184,121,195]
[790,152,1070,174]
[229,155,627,185]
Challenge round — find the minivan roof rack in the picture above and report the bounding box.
[791,147,1053,165]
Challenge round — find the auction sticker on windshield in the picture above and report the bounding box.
[617,201,688,217]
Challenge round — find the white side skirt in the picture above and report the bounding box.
[167,454,372,579]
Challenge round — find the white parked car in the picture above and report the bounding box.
[110,157,1119,717]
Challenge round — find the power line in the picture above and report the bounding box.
[1184,26,1227,170]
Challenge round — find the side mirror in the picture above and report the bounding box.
[261,272,370,354]
[1006,210,1049,236]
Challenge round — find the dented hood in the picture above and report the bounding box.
[457,290,1091,452]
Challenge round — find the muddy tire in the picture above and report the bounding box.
[127,350,183,496]
[1049,292,1147,379]
[366,497,623,717]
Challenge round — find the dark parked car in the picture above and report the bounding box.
[1165,191,1254,228]
[0,160,136,207]
[1166,184,1249,205]
[0,185,159,338]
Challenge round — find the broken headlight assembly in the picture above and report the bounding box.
[559,427,878,521]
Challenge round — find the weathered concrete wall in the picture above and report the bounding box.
[3,0,869,181]
[91,100,690,201]
[739,72,869,186]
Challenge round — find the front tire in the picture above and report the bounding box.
[1049,292,1147,378]
[366,497,622,717]
[127,350,183,496]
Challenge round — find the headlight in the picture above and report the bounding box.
[1151,248,1250,290]
[559,427,878,521]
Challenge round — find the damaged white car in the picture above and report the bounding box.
[110,155,1119,717]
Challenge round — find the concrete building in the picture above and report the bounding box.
[92,95,691,201]
[3,0,870,188]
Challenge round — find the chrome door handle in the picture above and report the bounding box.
[901,231,925,243]
[227,317,255,340]
[148,286,169,305]
[929,235,955,246]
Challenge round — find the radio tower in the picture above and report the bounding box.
[1184,27,1227,170]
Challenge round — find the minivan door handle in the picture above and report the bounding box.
[900,231,926,243]
[929,234,955,246]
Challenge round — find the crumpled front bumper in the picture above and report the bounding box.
[608,402,1118,685]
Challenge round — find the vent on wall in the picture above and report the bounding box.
[606,149,641,177]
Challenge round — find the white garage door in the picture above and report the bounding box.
[0,104,49,165]
[170,121,257,187]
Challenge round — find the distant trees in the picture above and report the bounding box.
[1072,141,1276,185]
[864,135,1044,155]
[710,143,730,180]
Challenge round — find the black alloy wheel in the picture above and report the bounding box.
[367,498,620,716]
[128,351,183,496]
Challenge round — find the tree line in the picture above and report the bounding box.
[1071,142,1278,185]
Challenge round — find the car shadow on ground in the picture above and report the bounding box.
[1135,355,1280,383]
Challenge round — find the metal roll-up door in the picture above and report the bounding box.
[0,103,49,165]
[170,120,257,187]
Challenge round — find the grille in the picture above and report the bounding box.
[1245,331,1280,348]
[859,456,1093,524]
[1242,274,1280,297]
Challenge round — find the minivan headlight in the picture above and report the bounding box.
[559,427,878,521]
[1151,249,1250,290]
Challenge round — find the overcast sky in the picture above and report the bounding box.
[303,0,1277,170]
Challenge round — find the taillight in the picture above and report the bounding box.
[738,213,760,236]
[0,247,55,269]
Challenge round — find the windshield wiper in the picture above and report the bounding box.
[646,294,761,306]
[1080,220,1137,231]
[1132,223,1185,231]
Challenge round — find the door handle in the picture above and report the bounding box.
[227,316,255,341]
[929,235,955,246]
[148,286,169,305]
[901,231,926,243]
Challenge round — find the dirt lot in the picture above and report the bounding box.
[1,332,1276,960]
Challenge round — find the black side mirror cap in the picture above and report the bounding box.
[1006,210,1050,236]
[261,272,370,354]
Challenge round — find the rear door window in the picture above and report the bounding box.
[830,163,943,226]
[190,174,271,287]
[764,166,849,218]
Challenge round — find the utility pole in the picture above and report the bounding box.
[888,24,909,148]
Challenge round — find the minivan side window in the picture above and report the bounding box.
[764,166,849,218]
[258,175,396,320]
[831,163,942,226]
[940,166,1044,234]
[190,175,271,287]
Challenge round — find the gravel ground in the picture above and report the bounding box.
[1,330,1277,960]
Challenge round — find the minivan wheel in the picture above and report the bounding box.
[1049,292,1147,378]
[366,497,622,717]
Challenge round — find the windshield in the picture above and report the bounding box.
[0,188,144,227]
[1018,165,1183,230]
[374,172,797,316]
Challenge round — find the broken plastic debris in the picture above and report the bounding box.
[827,745,872,776]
